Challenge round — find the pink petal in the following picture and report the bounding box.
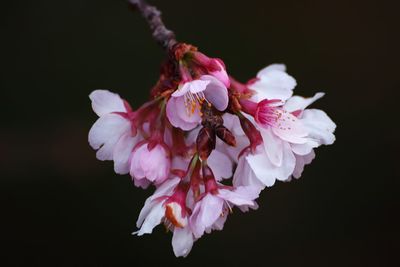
[218,187,258,206]
[171,156,190,171]
[188,80,211,94]
[140,145,170,183]
[113,132,140,174]
[210,60,230,87]
[201,75,229,111]
[205,212,228,233]
[130,143,147,179]
[133,178,151,189]
[166,97,200,131]
[89,90,127,117]
[172,227,194,257]
[176,96,202,123]
[190,194,223,238]
[271,110,308,144]
[208,150,233,181]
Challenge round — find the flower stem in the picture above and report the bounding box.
[128,0,177,50]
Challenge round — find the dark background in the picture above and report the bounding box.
[2,0,399,266]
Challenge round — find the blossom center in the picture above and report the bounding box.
[183,91,211,116]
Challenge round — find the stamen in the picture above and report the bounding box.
[184,91,212,116]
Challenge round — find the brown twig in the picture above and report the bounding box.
[128,0,177,50]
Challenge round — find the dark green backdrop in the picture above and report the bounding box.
[2,0,399,266]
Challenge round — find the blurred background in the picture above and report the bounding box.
[1,0,399,266]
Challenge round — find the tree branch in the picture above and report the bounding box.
[128,0,177,50]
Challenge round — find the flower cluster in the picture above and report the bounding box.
[89,43,336,257]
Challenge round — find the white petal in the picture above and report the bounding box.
[293,150,315,179]
[208,150,233,180]
[151,177,181,200]
[172,80,210,97]
[135,203,165,236]
[136,178,180,229]
[246,143,296,186]
[209,212,228,231]
[246,150,277,187]
[136,198,157,228]
[301,109,336,145]
[88,114,130,161]
[249,67,296,102]
[233,156,265,190]
[171,82,190,97]
[256,64,287,77]
[218,135,249,163]
[218,187,258,206]
[190,195,223,238]
[260,127,283,166]
[113,132,140,174]
[89,90,127,117]
[222,113,245,136]
[291,141,318,156]
[284,92,325,113]
[172,227,194,258]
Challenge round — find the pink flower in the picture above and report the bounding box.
[88,90,141,174]
[208,59,230,87]
[166,75,229,130]
[189,185,259,238]
[235,92,335,187]
[241,98,308,145]
[134,178,194,257]
[191,51,230,87]
[129,141,171,185]
[89,49,337,258]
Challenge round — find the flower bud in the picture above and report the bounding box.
[196,127,216,160]
[215,126,236,147]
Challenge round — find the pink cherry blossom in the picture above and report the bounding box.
[134,178,194,257]
[166,75,229,130]
[88,33,336,257]
[129,142,171,185]
[88,90,140,174]
[190,185,259,238]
